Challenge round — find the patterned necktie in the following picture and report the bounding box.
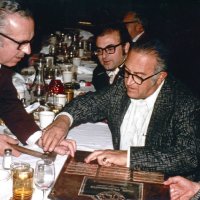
[107,68,120,84]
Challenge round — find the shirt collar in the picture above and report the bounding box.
[132,31,144,42]
[130,80,165,109]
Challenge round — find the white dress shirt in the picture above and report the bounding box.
[132,31,144,43]
[120,81,164,150]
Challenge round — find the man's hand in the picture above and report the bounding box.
[54,139,77,157]
[0,134,21,157]
[41,115,71,152]
[163,176,200,200]
[84,149,127,167]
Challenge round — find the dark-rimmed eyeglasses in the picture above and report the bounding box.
[124,67,163,85]
[0,32,33,50]
[94,42,123,56]
[123,20,139,25]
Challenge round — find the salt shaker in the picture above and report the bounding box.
[3,149,12,170]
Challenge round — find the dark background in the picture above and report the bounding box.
[19,0,200,96]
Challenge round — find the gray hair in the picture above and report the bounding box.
[130,40,168,83]
[0,0,33,31]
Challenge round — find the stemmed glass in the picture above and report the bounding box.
[22,71,35,103]
[34,159,55,200]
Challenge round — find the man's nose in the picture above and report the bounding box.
[20,43,31,55]
[102,49,108,58]
[126,75,136,85]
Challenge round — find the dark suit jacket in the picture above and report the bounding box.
[0,66,40,144]
[92,64,124,91]
[64,76,200,180]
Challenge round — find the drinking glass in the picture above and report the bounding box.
[12,164,34,200]
[34,159,55,200]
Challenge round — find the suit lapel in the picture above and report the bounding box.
[145,79,174,145]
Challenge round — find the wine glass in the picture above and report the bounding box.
[34,159,55,200]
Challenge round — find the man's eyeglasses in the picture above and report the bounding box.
[0,32,33,50]
[124,67,163,85]
[94,42,123,56]
[124,20,139,25]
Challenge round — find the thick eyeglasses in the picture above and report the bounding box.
[124,20,139,25]
[0,32,33,50]
[124,67,163,85]
[94,42,123,56]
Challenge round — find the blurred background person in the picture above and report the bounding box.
[123,10,149,44]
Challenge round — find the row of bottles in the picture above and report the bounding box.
[47,31,93,64]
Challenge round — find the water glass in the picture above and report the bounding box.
[34,159,55,200]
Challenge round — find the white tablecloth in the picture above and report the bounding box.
[0,122,113,200]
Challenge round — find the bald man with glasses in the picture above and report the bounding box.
[0,0,76,157]
[42,40,200,181]
[123,10,150,45]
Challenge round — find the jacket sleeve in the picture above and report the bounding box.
[0,70,40,144]
[63,80,123,127]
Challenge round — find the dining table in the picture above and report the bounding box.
[0,122,169,200]
[0,122,113,200]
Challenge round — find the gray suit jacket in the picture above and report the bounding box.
[64,76,200,180]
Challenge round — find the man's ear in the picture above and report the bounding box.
[124,42,130,54]
[136,22,144,33]
[158,71,168,84]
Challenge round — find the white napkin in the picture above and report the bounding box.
[77,66,95,74]
[25,102,40,114]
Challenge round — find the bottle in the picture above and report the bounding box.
[33,58,46,105]
[3,149,12,170]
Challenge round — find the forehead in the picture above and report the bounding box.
[123,12,136,22]
[96,30,120,47]
[4,13,34,34]
[125,50,157,73]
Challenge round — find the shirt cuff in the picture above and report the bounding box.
[55,111,73,127]
[26,131,42,146]
[126,147,130,167]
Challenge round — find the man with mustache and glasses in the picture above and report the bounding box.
[42,40,200,180]
[92,23,131,91]
[0,0,76,157]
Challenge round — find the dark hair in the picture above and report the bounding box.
[130,39,169,72]
[0,0,33,30]
[94,23,132,45]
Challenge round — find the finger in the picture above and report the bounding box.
[54,146,67,155]
[47,134,65,152]
[67,139,77,152]
[60,140,76,157]
[11,148,21,157]
[98,156,109,166]
[170,188,181,200]
[84,150,103,163]
[2,135,19,145]
[42,131,60,152]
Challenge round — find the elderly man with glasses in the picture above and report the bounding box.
[0,0,76,157]
[92,23,131,91]
[42,40,200,181]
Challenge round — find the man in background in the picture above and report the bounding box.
[0,0,75,156]
[92,23,131,91]
[123,10,149,44]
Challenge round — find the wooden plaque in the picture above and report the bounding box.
[49,150,169,200]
